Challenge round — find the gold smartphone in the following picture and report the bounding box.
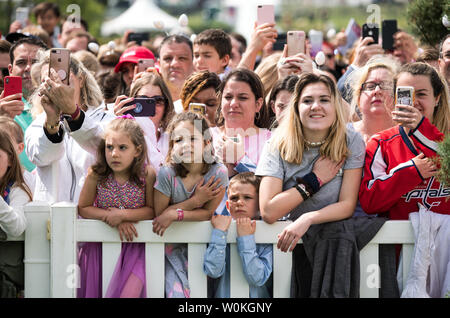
[49,48,71,85]
[189,102,206,115]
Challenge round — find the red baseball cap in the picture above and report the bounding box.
[114,46,155,73]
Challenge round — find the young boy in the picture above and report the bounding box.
[203,172,273,298]
[193,29,232,79]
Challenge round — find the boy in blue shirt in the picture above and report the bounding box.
[203,172,273,298]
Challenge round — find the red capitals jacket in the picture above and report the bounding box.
[359,117,450,220]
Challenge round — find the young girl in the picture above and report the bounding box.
[0,130,32,297]
[0,116,35,196]
[152,111,228,298]
[78,117,156,298]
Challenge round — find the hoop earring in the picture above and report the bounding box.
[255,111,260,120]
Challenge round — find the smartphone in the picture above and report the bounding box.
[382,19,397,51]
[3,76,22,98]
[362,23,379,45]
[16,7,29,28]
[137,59,155,73]
[308,30,323,57]
[127,32,149,45]
[257,5,275,25]
[395,86,415,110]
[123,98,156,117]
[287,31,305,56]
[189,103,206,115]
[272,32,287,51]
[49,48,71,85]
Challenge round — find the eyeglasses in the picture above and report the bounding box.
[1,68,9,77]
[136,95,166,106]
[361,81,393,91]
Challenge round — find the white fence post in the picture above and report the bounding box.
[23,201,51,298]
[50,202,78,298]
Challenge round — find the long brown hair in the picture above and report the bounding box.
[216,68,272,129]
[0,130,32,201]
[394,62,450,133]
[165,112,218,178]
[91,118,149,187]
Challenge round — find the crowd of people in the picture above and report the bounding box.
[0,1,449,298]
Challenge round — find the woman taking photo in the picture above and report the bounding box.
[359,62,450,220]
[180,70,221,128]
[26,51,114,203]
[114,72,175,171]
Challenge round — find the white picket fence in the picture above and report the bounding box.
[9,201,415,298]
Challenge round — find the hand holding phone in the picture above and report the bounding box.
[123,97,156,117]
[49,49,71,85]
[395,86,415,109]
[287,31,305,56]
[137,59,155,73]
[0,77,24,117]
[382,19,397,51]
[257,5,275,25]
[189,103,206,115]
[362,23,379,45]
[3,76,22,98]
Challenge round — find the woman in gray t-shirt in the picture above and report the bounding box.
[255,73,365,252]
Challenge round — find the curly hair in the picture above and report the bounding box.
[180,70,221,111]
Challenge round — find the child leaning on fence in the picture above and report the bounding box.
[152,112,228,298]
[77,116,156,298]
[203,172,273,298]
[0,130,33,297]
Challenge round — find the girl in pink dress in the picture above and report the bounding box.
[77,116,156,297]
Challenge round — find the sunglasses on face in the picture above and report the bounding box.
[136,95,166,106]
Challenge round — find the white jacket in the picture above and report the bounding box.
[25,106,115,204]
[401,204,450,298]
[0,184,30,237]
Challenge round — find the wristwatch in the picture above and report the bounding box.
[62,104,81,122]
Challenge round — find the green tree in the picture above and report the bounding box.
[0,0,106,40]
[407,0,449,47]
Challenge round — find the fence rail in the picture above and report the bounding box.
[9,202,415,298]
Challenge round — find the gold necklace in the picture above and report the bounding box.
[304,139,326,147]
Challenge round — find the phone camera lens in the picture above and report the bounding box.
[58,58,62,62]
[135,103,143,113]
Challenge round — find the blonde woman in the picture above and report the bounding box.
[256,73,366,251]
[26,50,115,203]
[348,55,400,143]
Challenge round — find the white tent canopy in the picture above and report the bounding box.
[101,0,179,36]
